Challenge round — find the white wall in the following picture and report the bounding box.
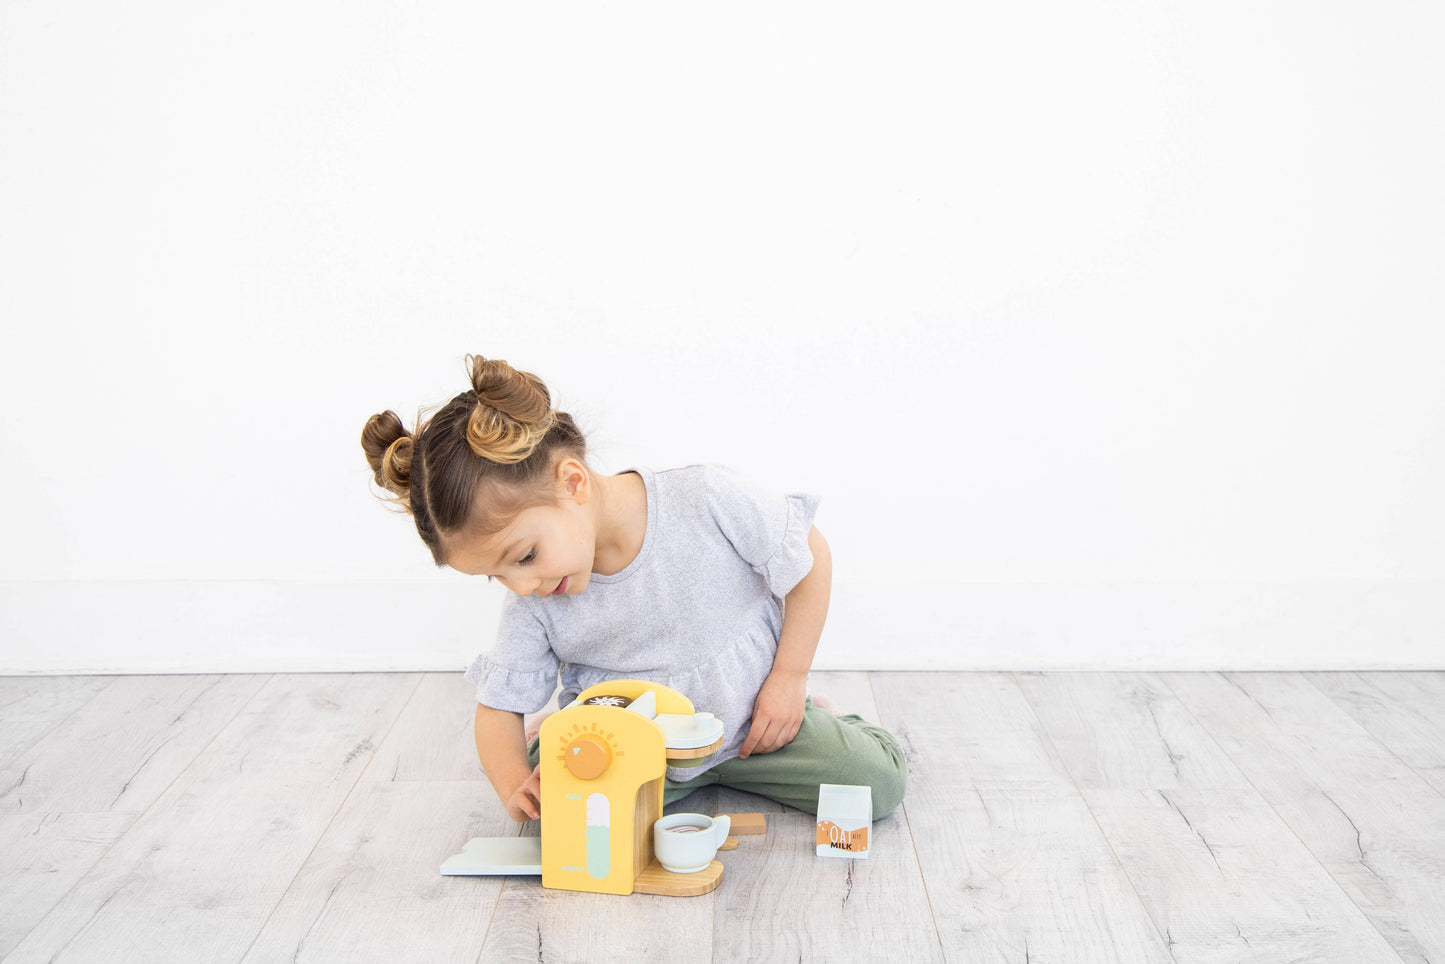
[2,2,1442,673]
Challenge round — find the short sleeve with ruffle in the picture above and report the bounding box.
[703,463,823,599]
[463,595,559,714]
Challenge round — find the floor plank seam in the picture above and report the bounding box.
[890,797,941,957]
[1153,672,1411,964]
[235,672,426,964]
[1008,671,1181,962]
[868,672,946,962]
[474,830,510,961]
[710,839,718,964]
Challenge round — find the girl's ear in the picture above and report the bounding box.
[556,457,589,501]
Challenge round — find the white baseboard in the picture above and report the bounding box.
[1,579,1441,674]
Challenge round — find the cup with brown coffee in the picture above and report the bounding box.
[652,812,732,874]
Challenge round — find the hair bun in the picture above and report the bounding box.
[463,354,558,464]
[360,410,415,501]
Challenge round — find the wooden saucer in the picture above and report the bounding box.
[632,858,724,897]
[663,735,725,760]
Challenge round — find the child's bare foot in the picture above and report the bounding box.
[811,693,841,716]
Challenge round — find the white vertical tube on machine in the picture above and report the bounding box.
[585,792,610,878]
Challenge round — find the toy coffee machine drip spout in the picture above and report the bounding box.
[539,680,724,895]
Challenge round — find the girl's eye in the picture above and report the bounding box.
[519,549,535,565]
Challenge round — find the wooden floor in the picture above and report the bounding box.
[2,671,1444,963]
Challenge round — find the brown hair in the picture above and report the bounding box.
[360,354,591,569]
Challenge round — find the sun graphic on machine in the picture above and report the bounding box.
[555,721,625,780]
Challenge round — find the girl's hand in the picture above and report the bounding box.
[738,672,807,758]
[505,764,542,822]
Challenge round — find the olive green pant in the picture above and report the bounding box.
[527,697,908,818]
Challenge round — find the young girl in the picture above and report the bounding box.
[361,354,906,823]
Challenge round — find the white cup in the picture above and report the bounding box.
[653,812,732,874]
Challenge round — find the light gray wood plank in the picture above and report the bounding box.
[0,675,114,769]
[4,673,422,964]
[0,675,114,723]
[362,672,484,782]
[1306,671,1445,799]
[712,811,941,963]
[1163,672,1445,964]
[872,672,1172,962]
[0,674,266,814]
[1088,789,1404,963]
[248,668,517,961]
[480,874,716,963]
[1021,672,1403,959]
[0,810,136,957]
[880,671,1078,789]
[1014,671,1251,790]
[930,787,1176,963]
[242,782,510,963]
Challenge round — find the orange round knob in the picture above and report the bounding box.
[563,734,612,780]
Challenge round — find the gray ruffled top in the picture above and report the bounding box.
[464,462,822,781]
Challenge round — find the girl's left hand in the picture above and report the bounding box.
[738,671,807,758]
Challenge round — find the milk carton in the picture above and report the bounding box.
[815,784,871,859]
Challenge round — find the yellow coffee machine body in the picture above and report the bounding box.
[538,680,710,896]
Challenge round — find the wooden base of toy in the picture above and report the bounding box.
[722,812,767,835]
[632,858,724,897]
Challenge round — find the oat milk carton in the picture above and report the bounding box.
[815,784,871,859]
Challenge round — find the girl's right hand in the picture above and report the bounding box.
[505,764,542,822]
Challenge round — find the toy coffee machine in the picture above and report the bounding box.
[442,679,731,896]
[542,679,725,894]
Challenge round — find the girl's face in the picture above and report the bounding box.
[442,465,598,598]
